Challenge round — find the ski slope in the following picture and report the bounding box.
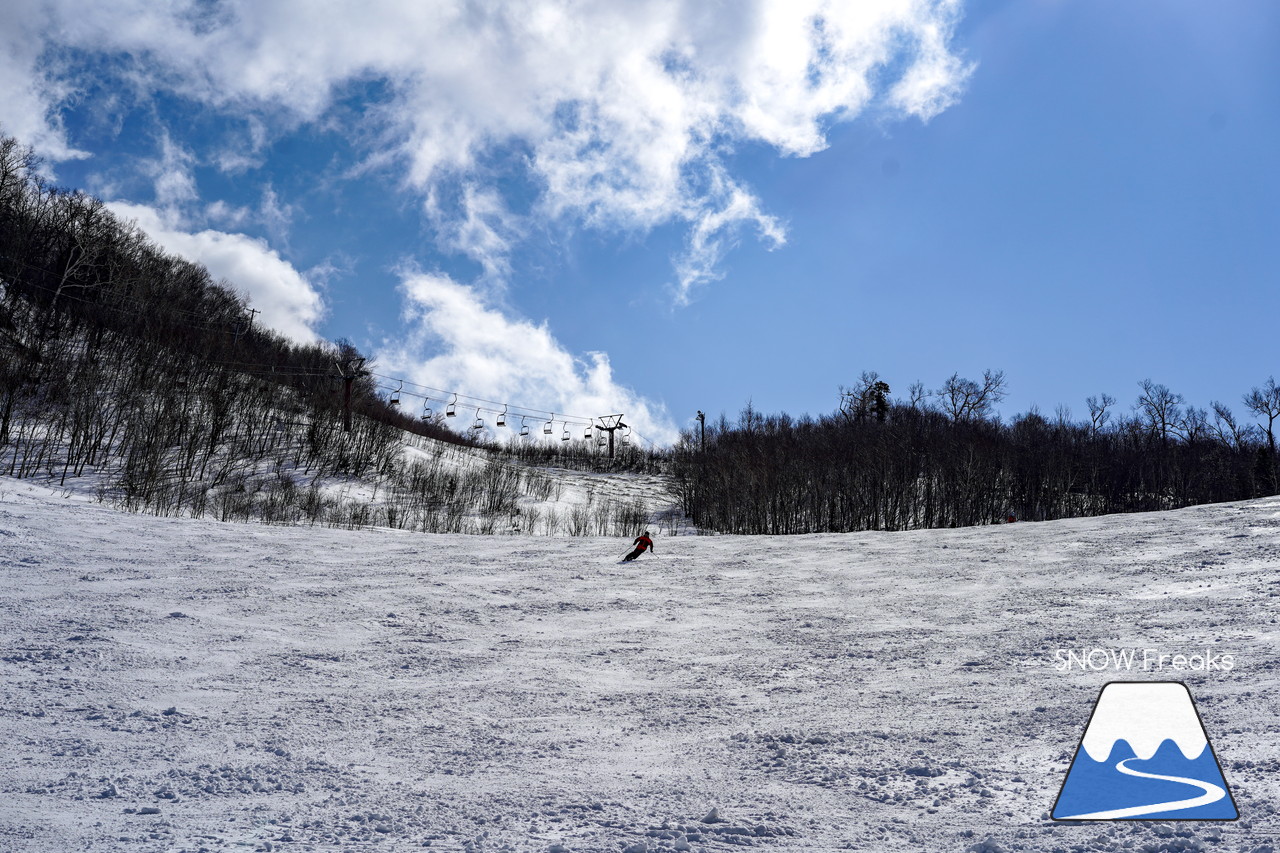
[2,477,1279,852]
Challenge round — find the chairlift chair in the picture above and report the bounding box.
[446,393,457,417]
[621,426,632,446]
[583,424,593,440]
[422,397,432,418]
[390,380,403,407]
[471,410,485,431]
[519,416,530,438]
[544,414,554,435]
[496,405,507,428]
[561,424,571,442]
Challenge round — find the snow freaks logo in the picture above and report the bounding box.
[1051,682,1238,821]
[1054,648,1235,672]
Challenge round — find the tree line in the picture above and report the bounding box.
[671,370,1279,534]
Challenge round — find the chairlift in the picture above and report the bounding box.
[519,416,530,438]
[471,409,485,431]
[421,397,433,419]
[544,414,554,435]
[561,423,571,442]
[622,426,632,446]
[496,404,507,428]
[390,379,403,407]
[446,393,458,417]
[596,435,607,448]
[583,424,593,440]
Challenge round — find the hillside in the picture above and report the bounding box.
[3,480,1278,851]
[2,131,670,537]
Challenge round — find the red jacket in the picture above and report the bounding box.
[633,535,653,552]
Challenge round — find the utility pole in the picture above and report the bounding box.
[696,410,705,452]
[335,356,366,433]
[231,309,260,344]
[595,414,627,460]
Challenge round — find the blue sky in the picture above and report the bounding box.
[2,1,1277,444]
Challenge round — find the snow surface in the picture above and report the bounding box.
[3,476,1280,852]
[1080,683,1208,762]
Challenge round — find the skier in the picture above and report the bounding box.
[622,531,654,562]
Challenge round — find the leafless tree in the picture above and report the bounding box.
[1135,379,1183,445]
[906,381,928,410]
[1086,393,1116,436]
[1244,377,1280,454]
[1180,406,1210,444]
[935,369,1007,423]
[1210,401,1255,448]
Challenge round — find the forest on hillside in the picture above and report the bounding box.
[0,132,658,533]
[671,370,1279,534]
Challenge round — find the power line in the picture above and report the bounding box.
[0,253,246,325]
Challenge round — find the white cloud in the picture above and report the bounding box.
[257,184,294,247]
[888,2,971,120]
[425,183,523,285]
[378,272,678,445]
[213,117,269,174]
[0,0,88,165]
[142,132,198,208]
[106,201,325,344]
[673,166,787,305]
[199,185,294,244]
[205,199,253,229]
[8,0,971,297]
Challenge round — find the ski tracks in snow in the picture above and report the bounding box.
[1,482,1279,851]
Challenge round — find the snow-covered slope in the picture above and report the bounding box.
[11,425,686,537]
[2,478,1279,852]
[397,435,687,535]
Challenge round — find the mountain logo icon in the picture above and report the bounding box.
[1051,681,1238,821]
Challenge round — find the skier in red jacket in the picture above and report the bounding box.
[622,531,654,562]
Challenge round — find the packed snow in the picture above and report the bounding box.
[2,475,1279,852]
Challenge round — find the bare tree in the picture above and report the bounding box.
[1135,379,1183,445]
[0,135,38,204]
[1086,393,1116,436]
[49,192,110,307]
[936,369,1007,423]
[906,381,928,410]
[1244,377,1280,454]
[1180,406,1210,444]
[1210,401,1255,448]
